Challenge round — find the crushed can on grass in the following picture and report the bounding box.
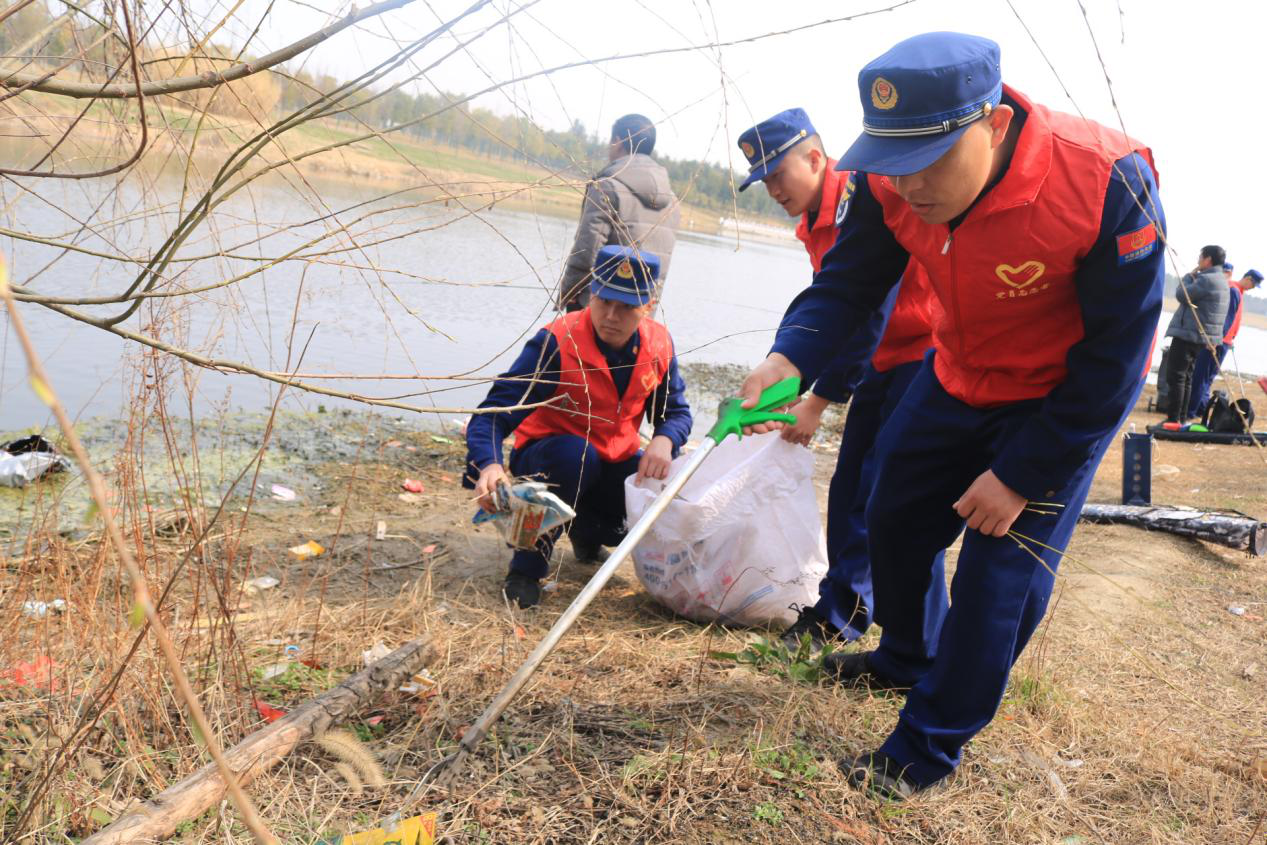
[472,481,576,550]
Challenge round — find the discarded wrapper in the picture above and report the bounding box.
[270,484,297,501]
[243,576,280,595]
[362,641,392,667]
[398,669,436,696]
[289,540,325,560]
[472,481,576,550]
[317,812,436,845]
[259,662,290,681]
[375,520,387,540]
[22,599,67,618]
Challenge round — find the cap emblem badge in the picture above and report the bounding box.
[740,140,755,159]
[870,77,898,110]
[615,259,636,280]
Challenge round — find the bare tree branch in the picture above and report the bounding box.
[0,0,416,98]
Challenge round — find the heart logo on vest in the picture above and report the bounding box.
[994,260,1046,289]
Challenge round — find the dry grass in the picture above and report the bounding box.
[2,384,1266,843]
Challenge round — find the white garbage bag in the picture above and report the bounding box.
[0,451,70,488]
[626,432,827,627]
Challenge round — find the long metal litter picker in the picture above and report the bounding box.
[394,377,801,809]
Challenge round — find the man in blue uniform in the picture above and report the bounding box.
[465,246,692,609]
[734,108,937,648]
[740,33,1165,797]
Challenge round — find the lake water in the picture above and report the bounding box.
[2,169,1264,435]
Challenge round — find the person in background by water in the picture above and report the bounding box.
[734,108,942,650]
[1163,245,1230,427]
[1186,266,1262,420]
[739,32,1165,798]
[557,114,681,312]
[465,246,692,609]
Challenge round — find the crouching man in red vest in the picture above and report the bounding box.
[464,246,692,609]
[740,32,1165,797]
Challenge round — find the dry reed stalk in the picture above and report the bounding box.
[0,257,280,843]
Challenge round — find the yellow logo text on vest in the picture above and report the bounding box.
[871,77,898,110]
[615,259,635,279]
[740,141,755,160]
[994,261,1049,299]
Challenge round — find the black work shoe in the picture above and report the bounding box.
[821,651,907,693]
[502,573,542,609]
[840,750,919,801]
[570,537,610,565]
[779,605,840,652]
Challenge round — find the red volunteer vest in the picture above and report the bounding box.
[870,85,1158,407]
[514,309,673,462]
[1225,281,1247,345]
[800,161,936,372]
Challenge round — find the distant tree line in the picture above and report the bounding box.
[285,74,785,218]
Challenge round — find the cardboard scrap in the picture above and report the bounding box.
[318,812,437,845]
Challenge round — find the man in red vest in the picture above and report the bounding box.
[464,246,692,609]
[735,108,944,648]
[740,32,1165,797]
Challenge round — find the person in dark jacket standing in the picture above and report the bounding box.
[1186,266,1262,420]
[558,114,681,311]
[1162,245,1230,426]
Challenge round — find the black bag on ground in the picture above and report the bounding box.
[2,435,59,455]
[1203,390,1255,434]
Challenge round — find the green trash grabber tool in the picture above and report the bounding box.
[404,377,800,800]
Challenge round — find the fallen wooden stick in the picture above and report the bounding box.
[1079,503,1266,556]
[83,636,436,845]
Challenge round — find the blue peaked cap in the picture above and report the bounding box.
[1247,269,1264,283]
[837,32,1003,176]
[591,245,659,306]
[737,108,816,192]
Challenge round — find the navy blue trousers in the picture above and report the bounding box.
[814,360,946,640]
[1186,343,1228,420]
[864,361,1132,786]
[506,435,640,580]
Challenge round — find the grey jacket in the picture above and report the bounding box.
[1165,267,1230,345]
[558,153,681,308]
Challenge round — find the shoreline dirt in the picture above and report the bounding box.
[1,379,1265,842]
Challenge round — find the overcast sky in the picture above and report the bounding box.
[227,0,1264,293]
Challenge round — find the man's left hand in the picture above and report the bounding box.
[953,469,1027,537]
[636,435,674,485]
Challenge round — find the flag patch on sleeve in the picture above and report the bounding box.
[1116,223,1157,265]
